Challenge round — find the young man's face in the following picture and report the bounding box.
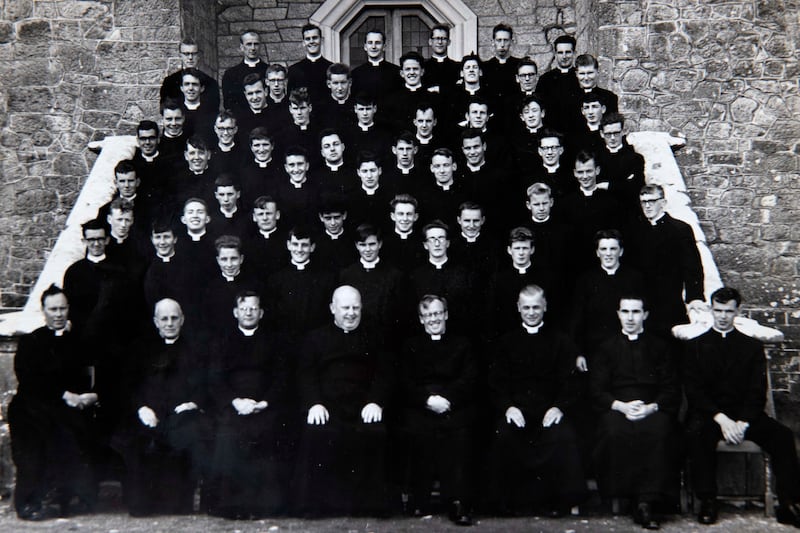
[400,59,423,87]
[419,299,448,336]
[244,81,266,111]
[181,201,210,232]
[457,208,485,239]
[180,74,203,104]
[266,71,287,100]
[240,32,261,61]
[252,203,280,232]
[461,59,481,84]
[527,193,553,222]
[320,134,344,165]
[137,128,159,156]
[601,121,624,150]
[287,235,314,263]
[618,298,648,335]
[508,240,533,268]
[393,140,417,168]
[284,154,309,183]
[216,247,243,278]
[234,295,263,329]
[179,43,200,68]
[493,30,512,59]
[596,238,623,270]
[391,203,418,233]
[184,144,210,173]
[518,292,546,327]
[107,209,134,238]
[251,138,274,163]
[289,101,312,126]
[423,227,449,260]
[42,293,70,331]
[555,43,575,69]
[83,228,108,257]
[354,103,377,125]
[357,161,381,190]
[115,171,139,198]
[466,103,489,129]
[573,158,599,191]
[328,73,351,101]
[516,64,538,92]
[520,101,544,130]
[356,234,382,263]
[214,118,238,145]
[429,29,450,56]
[538,136,563,166]
[461,136,486,167]
[581,101,605,126]
[639,191,666,221]
[576,64,598,89]
[214,185,240,211]
[711,299,739,332]
[302,28,322,56]
[319,212,346,234]
[430,154,456,185]
[162,108,185,137]
[413,108,436,137]
[364,31,385,60]
[151,230,177,258]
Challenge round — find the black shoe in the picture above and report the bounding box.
[17,503,56,521]
[776,502,800,528]
[633,502,660,530]
[697,498,718,525]
[449,500,473,526]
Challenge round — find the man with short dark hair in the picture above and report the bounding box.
[240,127,280,207]
[382,131,423,197]
[313,197,357,270]
[243,195,287,277]
[211,111,246,174]
[351,29,401,104]
[385,51,441,133]
[483,23,522,102]
[316,62,356,128]
[536,34,579,131]
[423,24,460,95]
[381,193,424,272]
[287,24,334,105]
[207,174,249,237]
[683,287,800,527]
[160,38,220,111]
[158,99,188,158]
[179,68,217,143]
[596,112,646,213]
[342,93,393,164]
[417,147,467,225]
[222,30,268,112]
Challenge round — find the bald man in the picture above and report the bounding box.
[292,285,394,517]
[113,298,209,516]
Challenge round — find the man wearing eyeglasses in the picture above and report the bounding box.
[160,38,220,112]
[595,112,645,214]
[627,184,705,338]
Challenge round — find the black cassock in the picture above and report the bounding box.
[486,324,586,512]
[590,332,681,503]
[292,323,394,516]
[9,326,97,513]
[204,326,290,518]
[112,334,209,516]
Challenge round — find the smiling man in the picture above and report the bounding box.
[351,29,401,101]
[160,38,219,111]
[288,23,333,105]
[222,30,268,112]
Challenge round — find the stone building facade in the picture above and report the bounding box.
[0,0,798,424]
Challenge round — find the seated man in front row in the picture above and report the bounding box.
[683,286,800,527]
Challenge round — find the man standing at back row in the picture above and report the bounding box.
[161,38,219,111]
[222,30,268,113]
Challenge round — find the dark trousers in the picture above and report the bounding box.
[686,413,800,503]
[406,425,474,509]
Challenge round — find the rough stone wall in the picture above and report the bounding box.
[0,0,181,308]
[595,0,800,427]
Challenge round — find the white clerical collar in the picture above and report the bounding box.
[360,257,380,270]
[649,213,666,226]
[270,95,285,104]
[399,165,413,174]
[244,58,261,67]
[295,122,309,130]
[583,87,596,93]
[429,257,448,269]
[417,134,432,145]
[333,95,349,105]
[291,178,307,188]
[580,187,597,197]
[51,321,72,336]
[306,54,322,62]
[467,161,485,172]
[436,181,453,191]
[259,227,276,239]
[368,58,383,66]
[404,83,422,91]
[86,254,106,263]
[559,67,571,73]
[587,123,600,131]
[326,229,343,240]
[532,216,550,223]
[163,131,181,139]
[430,334,442,341]
[527,125,542,134]
[522,322,543,334]
[713,326,734,338]
[191,167,207,175]
[396,228,412,239]
[601,265,619,275]
[121,193,137,202]
[188,229,206,241]
[292,259,309,270]
[623,329,643,341]
[111,232,126,244]
[514,262,531,274]
[326,161,343,171]
[184,100,200,110]
[433,55,447,62]
[142,151,159,162]
[465,86,480,95]
[164,336,179,345]
[495,56,508,64]
[359,122,374,131]
[222,272,238,282]
[461,232,479,243]
[362,185,378,195]
[250,106,264,114]
[239,326,257,337]
[220,206,237,218]
[544,163,559,173]
[158,252,175,262]
[607,145,622,154]
[257,159,272,168]
[218,142,234,152]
